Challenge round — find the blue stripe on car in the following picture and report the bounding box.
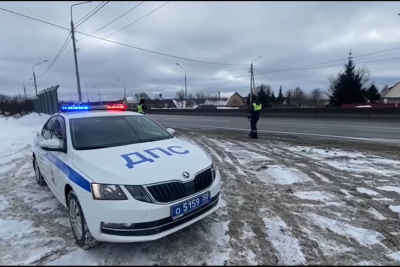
[45,152,92,193]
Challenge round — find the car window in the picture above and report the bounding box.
[51,116,66,143]
[41,116,57,140]
[69,115,173,150]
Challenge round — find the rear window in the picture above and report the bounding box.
[69,115,173,150]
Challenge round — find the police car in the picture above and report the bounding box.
[32,104,221,249]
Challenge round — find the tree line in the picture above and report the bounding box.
[0,94,31,116]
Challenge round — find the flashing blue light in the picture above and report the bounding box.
[60,105,90,111]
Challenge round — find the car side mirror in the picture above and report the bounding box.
[166,128,175,135]
[39,139,63,151]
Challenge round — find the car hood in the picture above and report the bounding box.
[72,137,212,185]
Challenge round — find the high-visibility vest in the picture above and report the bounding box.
[137,104,144,113]
[253,103,262,111]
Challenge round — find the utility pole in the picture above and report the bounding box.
[71,19,82,102]
[116,79,126,98]
[23,78,32,100]
[32,60,48,97]
[249,56,262,97]
[85,83,89,102]
[176,63,187,107]
[70,2,91,102]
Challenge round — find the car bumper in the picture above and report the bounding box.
[78,173,221,243]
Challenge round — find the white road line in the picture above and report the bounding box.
[161,123,400,144]
[257,121,400,130]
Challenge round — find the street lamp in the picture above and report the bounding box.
[71,1,92,102]
[176,63,187,102]
[23,78,33,100]
[116,79,126,98]
[32,60,48,97]
[250,56,262,96]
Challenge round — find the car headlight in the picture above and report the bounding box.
[125,185,153,203]
[91,184,127,200]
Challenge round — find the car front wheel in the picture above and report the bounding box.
[67,190,100,250]
[34,158,47,186]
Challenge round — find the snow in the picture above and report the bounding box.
[367,208,386,220]
[293,191,334,202]
[357,188,379,196]
[54,218,71,227]
[263,216,306,265]
[387,251,400,262]
[33,199,62,214]
[302,227,353,256]
[260,165,313,185]
[0,218,45,240]
[287,146,400,177]
[389,205,400,217]
[312,171,331,183]
[241,222,257,240]
[377,186,400,195]
[0,195,10,211]
[305,213,384,247]
[373,198,393,202]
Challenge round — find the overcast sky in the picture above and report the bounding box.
[1,1,399,101]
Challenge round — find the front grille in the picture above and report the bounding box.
[101,192,220,236]
[146,168,213,203]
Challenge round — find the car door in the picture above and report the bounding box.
[48,116,67,202]
[35,116,57,185]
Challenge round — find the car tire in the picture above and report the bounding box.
[67,190,100,250]
[34,158,47,186]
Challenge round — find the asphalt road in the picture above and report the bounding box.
[148,114,400,144]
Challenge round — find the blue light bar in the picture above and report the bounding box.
[60,105,90,111]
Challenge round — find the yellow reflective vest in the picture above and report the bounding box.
[137,104,144,113]
[253,103,262,111]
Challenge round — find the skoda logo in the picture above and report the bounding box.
[182,172,190,179]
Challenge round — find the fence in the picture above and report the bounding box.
[27,85,59,115]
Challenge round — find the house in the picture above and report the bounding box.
[381,82,400,104]
[204,92,244,107]
[122,96,138,108]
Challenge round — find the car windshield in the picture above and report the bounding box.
[70,115,173,150]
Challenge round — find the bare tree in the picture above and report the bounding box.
[188,93,193,99]
[133,92,150,102]
[381,84,389,95]
[176,89,185,101]
[195,92,207,99]
[308,88,323,107]
[358,66,371,89]
[291,87,306,106]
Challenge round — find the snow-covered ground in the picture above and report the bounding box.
[2,113,400,265]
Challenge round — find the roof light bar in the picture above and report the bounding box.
[107,104,126,110]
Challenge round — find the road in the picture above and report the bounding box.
[148,114,400,144]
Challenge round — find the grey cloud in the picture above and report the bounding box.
[1,1,399,101]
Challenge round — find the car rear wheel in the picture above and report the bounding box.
[67,190,100,250]
[34,158,47,186]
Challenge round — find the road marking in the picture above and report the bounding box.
[257,121,400,130]
[161,123,400,144]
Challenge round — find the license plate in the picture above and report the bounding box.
[171,191,211,219]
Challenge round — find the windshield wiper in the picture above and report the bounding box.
[77,146,109,150]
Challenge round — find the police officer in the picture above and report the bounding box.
[137,98,147,114]
[247,95,262,139]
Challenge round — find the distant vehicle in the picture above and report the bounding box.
[196,104,217,110]
[32,104,221,249]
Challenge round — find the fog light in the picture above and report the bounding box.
[101,222,136,229]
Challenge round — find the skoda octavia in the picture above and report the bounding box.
[32,104,221,249]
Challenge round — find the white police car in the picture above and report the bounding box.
[32,104,221,249]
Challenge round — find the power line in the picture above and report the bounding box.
[199,74,250,93]
[2,6,399,68]
[75,1,110,28]
[80,1,170,49]
[258,47,400,75]
[0,6,247,66]
[253,67,285,88]
[36,33,71,79]
[77,1,144,42]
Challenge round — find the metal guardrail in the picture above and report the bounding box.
[145,107,400,119]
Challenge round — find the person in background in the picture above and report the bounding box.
[247,95,262,139]
[137,98,147,114]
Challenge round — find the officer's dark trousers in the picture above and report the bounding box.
[249,117,259,138]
